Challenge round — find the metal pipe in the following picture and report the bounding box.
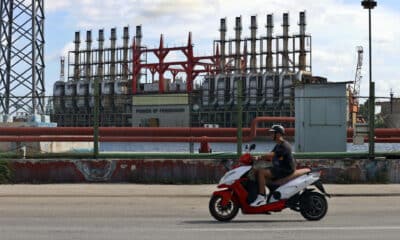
[266,14,274,72]
[250,15,257,73]
[110,28,117,81]
[219,18,227,73]
[74,32,80,81]
[85,30,92,80]
[234,16,242,74]
[299,11,307,71]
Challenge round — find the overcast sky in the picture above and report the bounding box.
[45,0,400,99]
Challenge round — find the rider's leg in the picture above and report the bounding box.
[250,168,274,207]
[257,168,273,195]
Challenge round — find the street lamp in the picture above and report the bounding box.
[361,0,377,159]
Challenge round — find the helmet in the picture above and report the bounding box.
[268,124,285,135]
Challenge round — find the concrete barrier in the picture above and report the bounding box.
[4,158,400,184]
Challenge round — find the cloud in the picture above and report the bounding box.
[45,1,70,12]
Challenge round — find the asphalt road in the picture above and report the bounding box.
[0,185,400,240]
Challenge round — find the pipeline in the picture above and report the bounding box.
[0,136,399,143]
[0,116,400,142]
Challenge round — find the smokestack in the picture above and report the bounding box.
[73,32,80,81]
[219,18,227,73]
[60,57,65,82]
[266,14,274,72]
[136,25,142,50]
[299,11,307,71]
[282,13,290,72]
[98,29,104,79]
[234,16,242,74]
[122,26,129,80]
[85,30,92,80]
[250,16,257,73]
[110,28,117,81]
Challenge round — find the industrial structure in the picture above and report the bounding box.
[52,12,326,127]
[0,0,45,117]
[378,91,400,128]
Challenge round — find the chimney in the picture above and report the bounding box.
[97,29,104,79]
[136,25,142,50]
[60,57,65,82]
[234,16,242,74]
[266,14,274,72]
[110,28,117,81]
[219,18,227,73]
[250,16,257,73]
[122,26,129,80]
[73,31,80,81]
[282,13,290,72]
[299,11,307,71]
[85,30,92,80]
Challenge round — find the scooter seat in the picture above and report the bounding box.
[270,168,311,186]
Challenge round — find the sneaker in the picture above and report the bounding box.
[250,194,266,207]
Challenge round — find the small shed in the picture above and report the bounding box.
[295,82,348,152]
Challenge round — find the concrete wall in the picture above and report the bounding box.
[5,158,400,184]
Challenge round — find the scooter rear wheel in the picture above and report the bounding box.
[300,192,328,221]
[209,195,239,222]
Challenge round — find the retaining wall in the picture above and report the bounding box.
[4,158,400,184]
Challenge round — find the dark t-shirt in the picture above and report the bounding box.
[271,140,296,174]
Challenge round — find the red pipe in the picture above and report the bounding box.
[0,127,93,136]
[0,115,400,143]
[4,127,400,138]
[347,137,400,143]
[1,126,399,138]
[0,136,93,142]
[1,136,400,143]
[250,117,295,137]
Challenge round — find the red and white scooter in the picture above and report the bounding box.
[209,144,330,222]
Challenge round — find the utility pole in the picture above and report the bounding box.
[361,0,377,159]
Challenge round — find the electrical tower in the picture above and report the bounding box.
[0,0,45,116]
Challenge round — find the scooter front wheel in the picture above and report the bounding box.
[209,195,239,222]
[300,192,328,221]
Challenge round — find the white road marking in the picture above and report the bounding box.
[180,226,400,232]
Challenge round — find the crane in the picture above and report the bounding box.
[350,46,364,128]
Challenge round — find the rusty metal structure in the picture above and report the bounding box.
[0,0,45,116]
[132,30,217,94]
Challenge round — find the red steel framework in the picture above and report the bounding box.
[132,33,220,94]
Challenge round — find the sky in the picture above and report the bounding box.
[44,0,400,100]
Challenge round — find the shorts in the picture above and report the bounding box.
[267,167,294,180]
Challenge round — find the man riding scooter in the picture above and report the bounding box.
[250,124,296,207]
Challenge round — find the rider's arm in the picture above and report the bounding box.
[256,152,274,161]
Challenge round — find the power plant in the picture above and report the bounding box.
[51,12,326,127]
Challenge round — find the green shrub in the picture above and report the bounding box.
[0,160,12,184]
